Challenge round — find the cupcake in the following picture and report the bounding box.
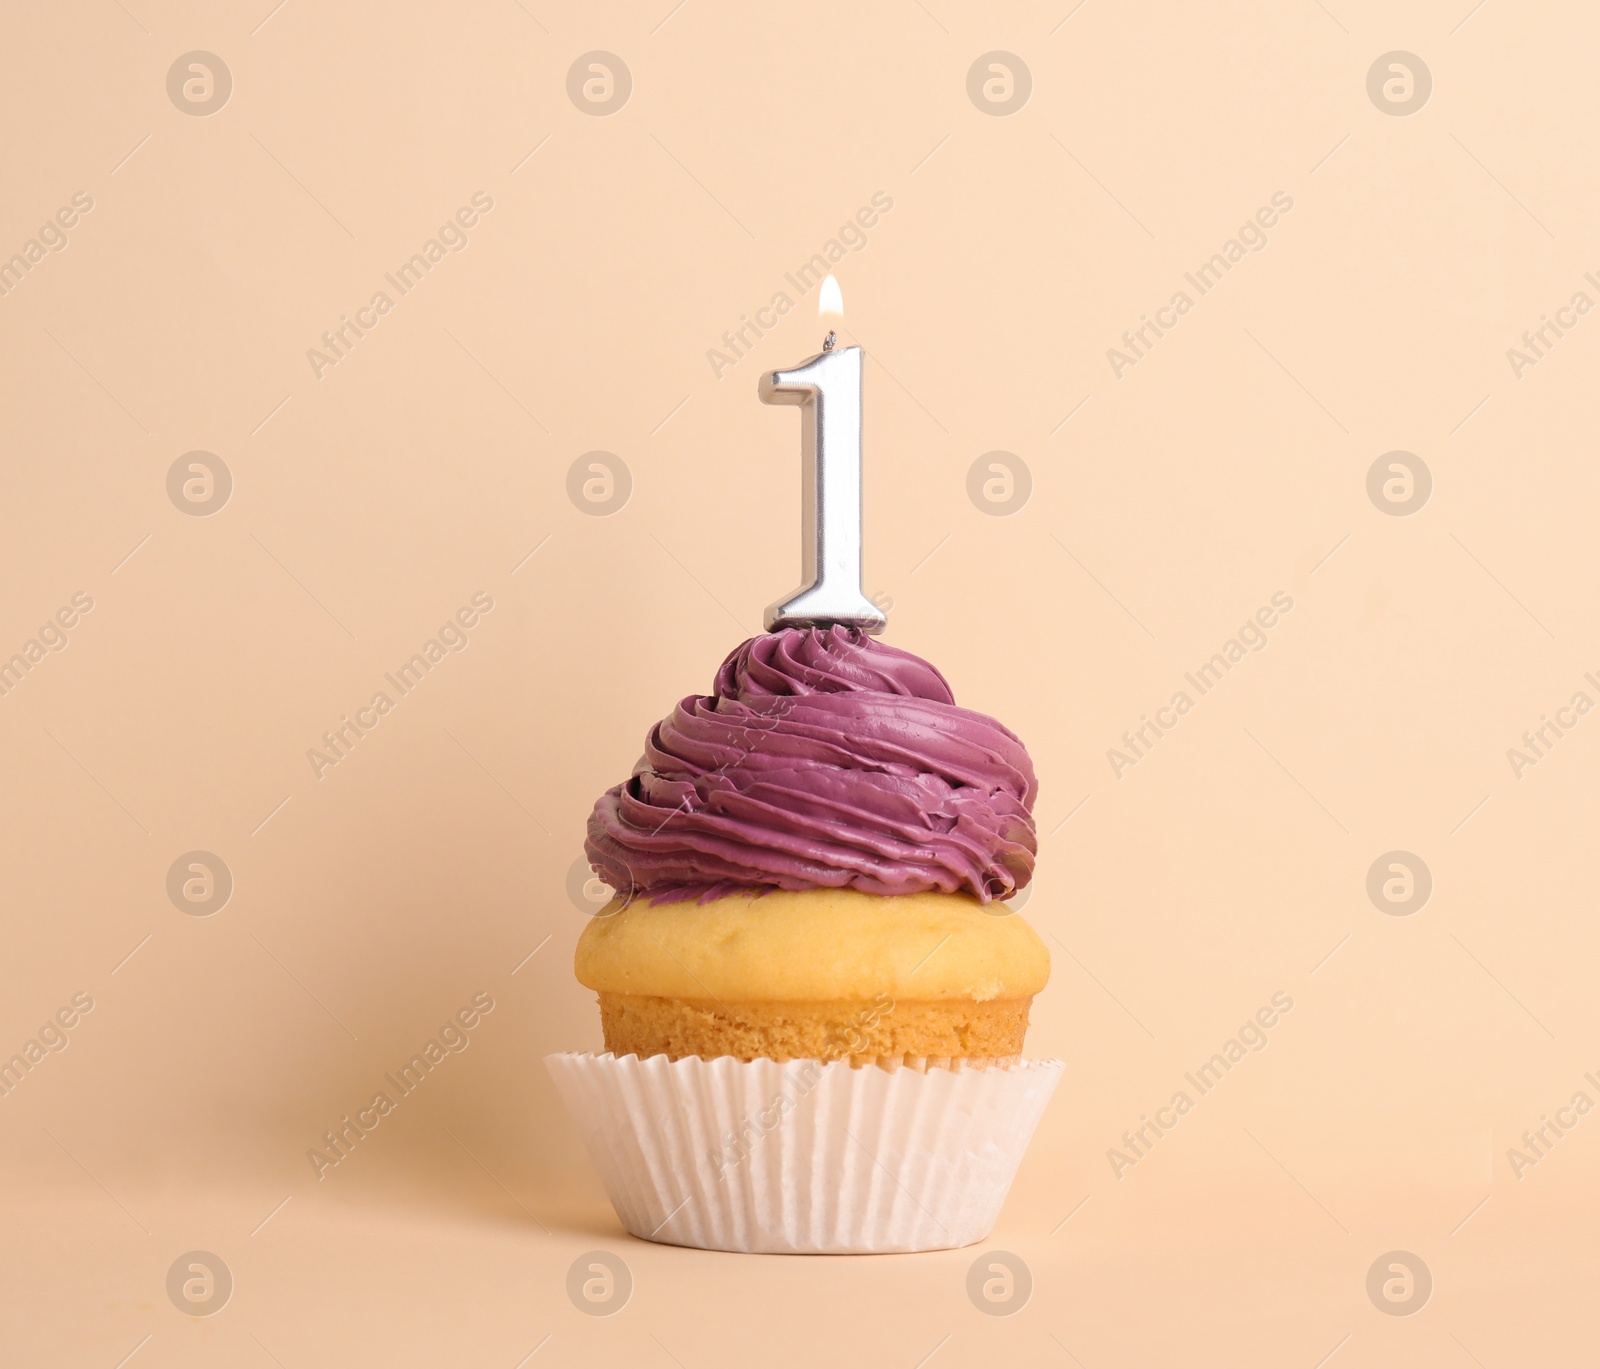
[546,626,1062,1254]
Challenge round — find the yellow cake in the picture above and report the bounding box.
[576,887,1049,1062]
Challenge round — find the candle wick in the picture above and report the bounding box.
[822,331,836,353]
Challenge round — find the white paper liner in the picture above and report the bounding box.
[544,1052,1063,1254]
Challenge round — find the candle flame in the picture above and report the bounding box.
[818,274,844,319]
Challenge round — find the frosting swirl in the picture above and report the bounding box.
[585,627,1037,903]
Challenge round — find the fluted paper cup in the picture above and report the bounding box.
[544,1052,1063,1254]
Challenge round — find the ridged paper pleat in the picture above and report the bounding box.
[544,1053,1063,1254]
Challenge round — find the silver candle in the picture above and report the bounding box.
[759,331,887,635]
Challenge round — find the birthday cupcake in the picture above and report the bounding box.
[546,627,1061,1253]
[544,325,1061,1253]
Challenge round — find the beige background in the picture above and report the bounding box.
[2,0,1597,1364]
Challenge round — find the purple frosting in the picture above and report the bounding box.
[585,627,1037,903]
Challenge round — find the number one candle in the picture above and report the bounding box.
[759,275,888,635]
